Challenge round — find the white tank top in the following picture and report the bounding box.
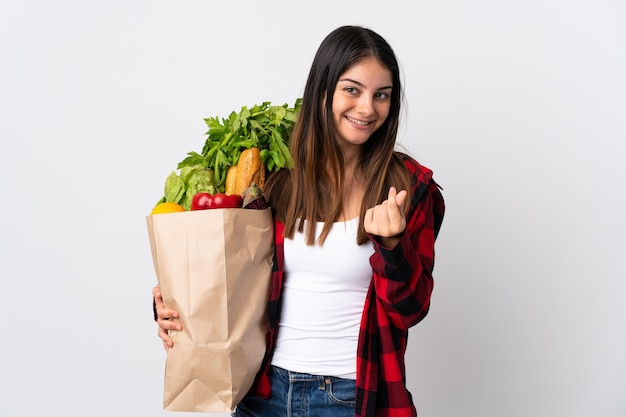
[271,217,373,379]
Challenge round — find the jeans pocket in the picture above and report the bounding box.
[326,377,356,406]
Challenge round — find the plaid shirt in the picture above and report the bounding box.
[249,155,445,417]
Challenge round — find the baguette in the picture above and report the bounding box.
[225,165,238,195]
[225,147,265,196]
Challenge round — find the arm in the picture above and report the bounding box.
[364,165,444,330]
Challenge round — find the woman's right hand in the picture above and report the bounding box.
[153,285,182,351]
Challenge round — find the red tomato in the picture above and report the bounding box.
[191,192,242,210]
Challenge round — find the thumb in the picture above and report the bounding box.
[394,188,407,208]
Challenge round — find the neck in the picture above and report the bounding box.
[340,159,364,221]
[341,144,361,169]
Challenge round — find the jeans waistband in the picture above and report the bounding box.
[271,365,328,383]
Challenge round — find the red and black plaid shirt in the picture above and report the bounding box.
[249,155,445,417]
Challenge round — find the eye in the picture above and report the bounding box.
[343,86,358,94]
[375,91,390,100]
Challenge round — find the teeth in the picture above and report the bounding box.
[347,116,370,126]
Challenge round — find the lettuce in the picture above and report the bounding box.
[156,165,215,210]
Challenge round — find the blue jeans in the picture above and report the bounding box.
[233,365,356,417]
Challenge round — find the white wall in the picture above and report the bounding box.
[1,1,625,416]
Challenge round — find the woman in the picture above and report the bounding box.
[153,25,445,417]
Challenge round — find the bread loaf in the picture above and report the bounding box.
[225,165,238,195]
[225,147,265,196]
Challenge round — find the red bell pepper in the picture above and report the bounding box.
[191,192,243,210]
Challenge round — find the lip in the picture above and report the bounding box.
[345,115,374,128]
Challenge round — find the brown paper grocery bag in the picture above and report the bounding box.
[146,208,274,413]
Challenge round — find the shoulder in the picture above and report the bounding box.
[394,151,434,185]
[395,152,445,237]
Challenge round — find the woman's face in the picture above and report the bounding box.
[331,56,393,151]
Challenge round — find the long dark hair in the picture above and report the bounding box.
[266,25,412,245]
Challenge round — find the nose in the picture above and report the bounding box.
[355,95,374,116]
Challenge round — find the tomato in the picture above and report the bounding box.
[191,192,243,210]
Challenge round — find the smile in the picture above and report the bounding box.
[346,116,372,126]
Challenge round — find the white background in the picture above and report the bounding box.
[1,1,625,416]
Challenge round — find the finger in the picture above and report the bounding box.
[158,312,181,328]
[386,188,407,214]
[385,187,401,217]
[366,203,383,232]
[395,189,407,208]
[158,328,174,351]
[385,187,407,234]
[386,187,407,210]
[153,288,180,321]
[162,309,179,320]
[153,287,165,310]
[158,327,170,340]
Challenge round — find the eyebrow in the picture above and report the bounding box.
[338,77,393,91]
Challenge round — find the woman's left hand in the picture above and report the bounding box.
[364,186,407,247]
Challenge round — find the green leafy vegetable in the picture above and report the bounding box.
[156,165,215,210]
[177,99,301,193]
[155,99,301,206]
